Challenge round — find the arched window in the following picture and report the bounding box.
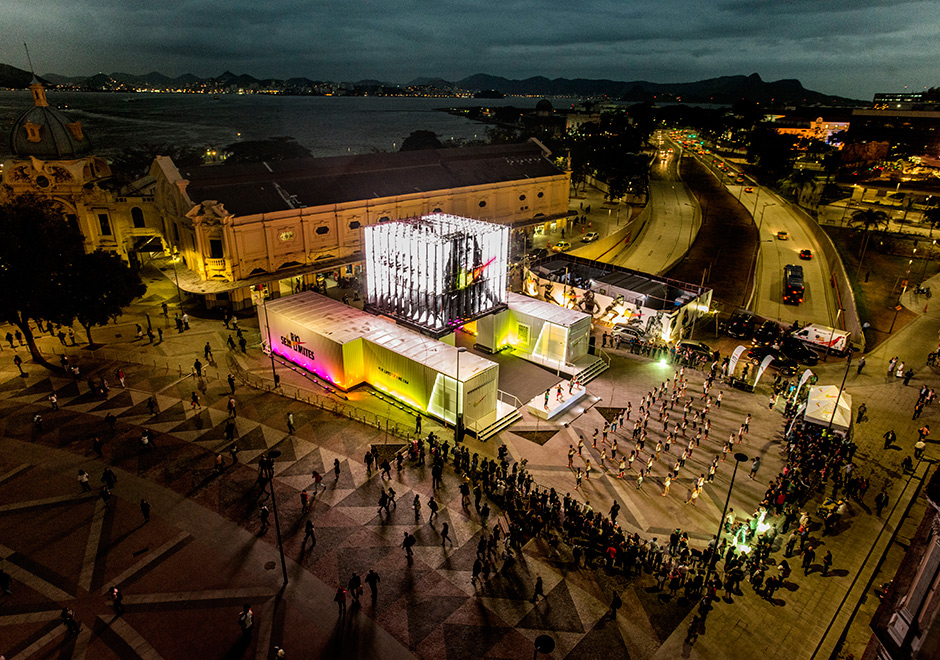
[131,207,145,228]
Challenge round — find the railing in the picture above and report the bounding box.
[497,389,522,410]
[229,355,416,443]
[53,340,418,444]
[205,258,226,269]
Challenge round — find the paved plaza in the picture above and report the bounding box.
[0,266,938,660]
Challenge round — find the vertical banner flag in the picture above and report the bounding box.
[728,345,747,378]
[753,354,775,386]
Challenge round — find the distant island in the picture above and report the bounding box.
[0,62,862,106]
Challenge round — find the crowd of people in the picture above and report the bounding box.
[323,349,871,637]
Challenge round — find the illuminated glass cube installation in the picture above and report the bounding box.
[364,213,509,336]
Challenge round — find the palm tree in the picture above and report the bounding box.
[784,168,818,206]
[850,208,889,274]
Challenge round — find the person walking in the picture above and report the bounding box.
[227,373,236,394]
[204,342,213,361]
[190,392,200,409]
[140,498,151,523]
[227,397,237,418]
[402,531,416,559]
[856,356,866,375]
[822,550,833,576]
[749,456,761,480]
[365,569,380,606]
[108,586,125,615]
[60,606,80,635]
[193,359,202,377]
[302,520,316,549]
[77,469,91,492]
[334,587,347,617]
[875,490,889,517]
[685,613,702,645]
[116,369,126,388]
[441,522,452,547]
[300,489,309,514]
[259,505,270,534]
[802,545,816,575]
[334,458,341,482]
[883,429,896,449]
[532,576,545,603]
[286,412,295,434]
[238,603,254,639]
[856,403,867,424]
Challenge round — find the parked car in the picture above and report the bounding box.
[752,320,781,346]
[746,345,798,374]
[676,340,714,361]
[527,248,549,261]
[779,337,819,366]
[552,241,572,252]
[581,231,600,243]
[611,323,644,341]
[799,249,813,260]
[726,313,757,339]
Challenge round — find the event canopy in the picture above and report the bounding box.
[803,385,853,432]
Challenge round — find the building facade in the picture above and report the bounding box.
[865,468,940,660]
[151,139,571,310]
[0,80,165,264]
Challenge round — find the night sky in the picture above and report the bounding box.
[2,0,937,99]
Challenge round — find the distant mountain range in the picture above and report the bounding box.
[0,62,861,105]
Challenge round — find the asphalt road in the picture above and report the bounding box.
[608,132,698,275]
[685,145,836,327]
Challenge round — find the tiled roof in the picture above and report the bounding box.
[182,140,562,216]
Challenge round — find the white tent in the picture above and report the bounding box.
[803,385,853,432]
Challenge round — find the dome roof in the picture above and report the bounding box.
[9,81,92,159]
[535,98,553,112]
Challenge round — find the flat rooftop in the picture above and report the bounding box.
[507,291,589,328]
[264,291,496,380]
[531,255,707,312]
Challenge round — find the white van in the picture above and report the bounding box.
[791,324,850,356]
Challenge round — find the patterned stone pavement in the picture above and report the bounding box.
[0,270,937,659]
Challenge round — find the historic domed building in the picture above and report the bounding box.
[1,79,164,264]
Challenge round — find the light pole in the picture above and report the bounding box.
[261,286,280,388]
[171,253,184,312]
[920,240,936,282]
[828,352,853,431]
[823,309,843,362]
[455,347,467,443]
[703,452,749,592]
[264,449,289,585]
[758,202,776,235]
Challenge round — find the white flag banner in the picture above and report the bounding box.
[728,345,747,377]
[797,368,814,392]
[753,354,775,386]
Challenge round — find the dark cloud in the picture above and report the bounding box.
[1,0,937,98]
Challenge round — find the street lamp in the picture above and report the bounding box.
[823,309,843,362]
[758,202,776,235]
[261,285,280,388]
[455,347,467,443]
[171,252,184,312]
[703,452,748,591]
[264,449,289,585]
[828,352,853,431]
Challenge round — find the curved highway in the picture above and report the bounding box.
[608,131,698,275]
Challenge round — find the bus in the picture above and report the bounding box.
[783,264,804,304]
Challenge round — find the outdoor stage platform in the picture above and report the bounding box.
[526,383,588,420]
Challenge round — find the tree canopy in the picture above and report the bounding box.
[0,196,144,360]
